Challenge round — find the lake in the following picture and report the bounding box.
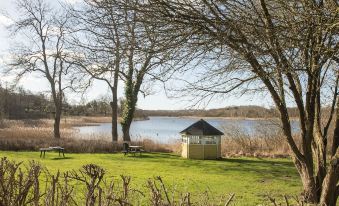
[74,116,299,143]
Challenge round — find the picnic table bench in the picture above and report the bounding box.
[40,146,65,158]
[122,143,144,156]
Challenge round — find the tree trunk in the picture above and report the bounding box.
[320,98,339,206]
[320,156,338,206]
[54,105,61,139]
[110,86,118,143]
[122,122,131,142]
[111,57,120,145]
[292,158,318,203]
[121,95,137,142]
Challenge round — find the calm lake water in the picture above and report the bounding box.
[74,116,299,143]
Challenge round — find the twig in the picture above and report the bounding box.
[224,193,235,206]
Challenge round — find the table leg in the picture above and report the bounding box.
[63,150,65,157]
[43,151,46,158]
[40,151,42,158]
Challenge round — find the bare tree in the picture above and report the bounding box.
[70,0,188,142]
[119,4,158,142]
[142,0,339,205]
[67,0,127,144]
[7,0,80,138]
[117,0,191,142]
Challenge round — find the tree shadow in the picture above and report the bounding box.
[50,157,74,160]
[219,157,295,167]
[122,152,180,159]
[211,157,299,180]
[139,153,298,179]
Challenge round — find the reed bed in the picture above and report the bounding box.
[221,123,295,158]
[0,119,172,153]
[2,118,334,158]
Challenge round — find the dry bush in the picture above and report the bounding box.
[264,195,317,206]
[0,119,51,129]
[132,138,173,153]
[0,157,236,206]
[221,123,292,158]
[167,140,182,155]
[0,125,109,152]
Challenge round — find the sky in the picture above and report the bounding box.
[0,0,272,110]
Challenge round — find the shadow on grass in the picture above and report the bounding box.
[122,152,180,159]
[219,157,295,167]
[121,152,299,180]
[216,157,299,179]
[50,157,74,160]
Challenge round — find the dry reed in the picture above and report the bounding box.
[2,118,334,158]
[221,123,294,158]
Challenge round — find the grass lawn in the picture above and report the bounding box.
[0,151,301,205]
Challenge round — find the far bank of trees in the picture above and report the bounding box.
[1,84,300,120]
[0,85,149,119]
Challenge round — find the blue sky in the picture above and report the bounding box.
[0,0,271,110]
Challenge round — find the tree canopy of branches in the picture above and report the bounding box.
[71,0,189,142]
[69,0,128,144]
[7,0,82,138]
[141,0,339,205]
[117,0,193,141]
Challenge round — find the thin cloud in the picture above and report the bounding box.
[0,15,13,27]
[62,0,82,5]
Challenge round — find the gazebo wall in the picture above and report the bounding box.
[181,135,222,159]
[203,145,218,159]
[188,144,204,159]
[182,144,221,159]
[181,143,188,158]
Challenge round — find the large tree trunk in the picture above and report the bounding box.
[122,122,131,142]
[110,86,118,143]
[121,98,136,142]
[297,162,318,203]
[320,155,339,205]
[121,84,139,142]
[320,98,339,206]
[110,101,118,142]
[53,104,61,139]
[51,83,62,139]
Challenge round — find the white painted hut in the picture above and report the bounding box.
[180,119,223,159]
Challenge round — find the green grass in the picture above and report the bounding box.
[0,151,301,205]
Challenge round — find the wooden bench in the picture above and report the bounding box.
[40,146,65,158]
[122,143,144,156]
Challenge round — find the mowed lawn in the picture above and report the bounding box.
[0,151,301,205]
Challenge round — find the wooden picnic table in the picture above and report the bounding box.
[40,146,65,158]
[126,145,144,156]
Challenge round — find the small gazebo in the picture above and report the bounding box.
[180,119,224,160]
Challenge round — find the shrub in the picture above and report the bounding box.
[0,157,237,206]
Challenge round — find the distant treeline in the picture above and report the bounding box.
[0,85,326,120]
[141,106,302,119]
[0,85,147,119]
[0,86,53,119]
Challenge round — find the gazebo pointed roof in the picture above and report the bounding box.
[180,119,224,136]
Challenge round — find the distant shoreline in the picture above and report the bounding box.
[145,116,299,121]
[73,116,299,126]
